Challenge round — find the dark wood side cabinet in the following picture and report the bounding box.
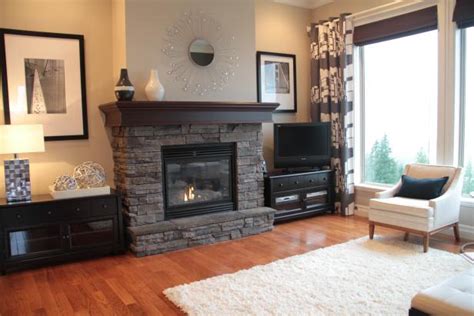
[264,170,335,223]
[0,191,124,274]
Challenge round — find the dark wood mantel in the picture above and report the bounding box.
[99,101,279,127]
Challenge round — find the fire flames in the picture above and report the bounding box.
[184,185,195,202]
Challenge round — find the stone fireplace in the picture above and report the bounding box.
[100,101,278,256]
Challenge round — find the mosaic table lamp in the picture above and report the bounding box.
[0,124,45,202]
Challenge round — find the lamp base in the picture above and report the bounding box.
[4,158,32,202]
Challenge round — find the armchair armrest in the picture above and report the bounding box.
[428,189,459,210]
[374,181,402,199]
[429,172,464,227]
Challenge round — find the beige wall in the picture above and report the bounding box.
[124,0,257,102]
[0,0,115,197]
[112,0,127,81]
[255,0,312,170]
[312,0,394,21]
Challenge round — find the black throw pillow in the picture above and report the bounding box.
[395,175,449,200]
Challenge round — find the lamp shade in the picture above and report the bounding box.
[0,124,45,155]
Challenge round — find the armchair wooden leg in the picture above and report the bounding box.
[369,223,375,240]
[453,223,461,242]
[423,234,429,253]
[404,232,409,241]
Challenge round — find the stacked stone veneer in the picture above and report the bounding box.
[110,124,275,256]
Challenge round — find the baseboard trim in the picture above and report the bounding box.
[439,223,474,241]
[355,205,369,218]
[355,205,474,241]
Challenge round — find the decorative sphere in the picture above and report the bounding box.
[53,175,78,191]
[73,161,106,189]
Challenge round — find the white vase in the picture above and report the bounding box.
[145,69,165,101]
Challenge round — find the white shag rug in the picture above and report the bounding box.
[163,236,471,316]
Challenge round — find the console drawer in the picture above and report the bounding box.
[286,176,304,189]
[1,205,55,225]
[317,173,330,185]
[59,200,91,218]
[90,197,117,216]
[271,178,289,192]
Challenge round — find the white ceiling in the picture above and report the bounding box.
[273,0,334,9]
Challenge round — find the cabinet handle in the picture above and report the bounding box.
[294,181,299,185]
[279,183,284,187]
[75,208,80,213]
[47,211,52,215]
[16,214,22,219]
[63,235,70,240]
[323,177,327,181]
[309,179,314,183]
[103,204,108,209]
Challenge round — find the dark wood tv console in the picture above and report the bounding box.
[264,169,335,223]
[0,191,124,274]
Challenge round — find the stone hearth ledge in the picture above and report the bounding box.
[128,207,275,256]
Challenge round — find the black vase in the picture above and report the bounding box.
[115,68,135,101]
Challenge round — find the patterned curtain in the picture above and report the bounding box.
[310,15,355,216]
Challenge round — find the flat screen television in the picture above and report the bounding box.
[274,122,331,169]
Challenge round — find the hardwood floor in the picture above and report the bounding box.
[0,215,465,315]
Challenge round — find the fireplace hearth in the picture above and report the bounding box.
[163,143,236,219]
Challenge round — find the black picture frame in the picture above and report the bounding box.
[256,51,297,113]
[0,28,88,141]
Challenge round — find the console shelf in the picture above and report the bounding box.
[264,169,335,223]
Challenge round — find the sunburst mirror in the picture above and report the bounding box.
[162,11,239,96]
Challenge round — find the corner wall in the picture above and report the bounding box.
[0,0,115,197]
[124,0,257,102]
[112,0,127,81]
[255,0,312,170]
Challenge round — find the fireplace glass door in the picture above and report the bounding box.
[163,143,236,219]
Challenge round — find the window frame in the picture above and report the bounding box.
[458,28,467,167]
[458,27,474,201]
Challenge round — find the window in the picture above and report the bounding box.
[360,31,438,185]
[460,27,474,198]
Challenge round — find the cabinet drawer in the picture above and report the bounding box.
[59,200,91,218]
[287,176,304,189]
[2,205,62,225]
[2,206,36,225]
[271,178,289,192]
[90,197,117,216]
[316,173,330,185]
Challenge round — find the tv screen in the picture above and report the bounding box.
[274,123,331,169]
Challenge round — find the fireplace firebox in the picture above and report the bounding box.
[162,143,236,219]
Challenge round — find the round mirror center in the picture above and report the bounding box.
[189,39,215,67]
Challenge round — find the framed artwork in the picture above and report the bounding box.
[0,28,88,141]
[257,51,297,113]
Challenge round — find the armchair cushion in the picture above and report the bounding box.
[396,175,449,200]
[370,197,434,218]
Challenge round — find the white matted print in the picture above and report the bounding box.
[1,29,88,141]
[257,52,296,113]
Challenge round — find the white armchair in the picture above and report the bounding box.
[368,164,464,252]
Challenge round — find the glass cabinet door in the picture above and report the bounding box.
[8,225,63,257]
[68,219,115,249]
